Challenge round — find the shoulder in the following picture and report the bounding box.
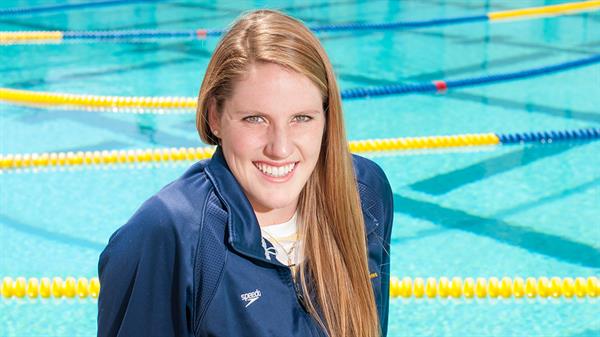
[104,196,173,252]
[351,154,393,230]
[100,160,216,262]
[135,160,214,235]
[352,154,392,199]
[153,159,214,222]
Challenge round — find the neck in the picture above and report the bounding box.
[254,205,297,227]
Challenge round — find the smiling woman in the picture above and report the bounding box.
[207,62,325,225]
[98,9,393,337]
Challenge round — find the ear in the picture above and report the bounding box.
[207,97,220,136]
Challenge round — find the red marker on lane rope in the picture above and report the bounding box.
[433,80,448,93]
[196,29,207,39]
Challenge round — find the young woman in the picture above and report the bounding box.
[98,9,393,337]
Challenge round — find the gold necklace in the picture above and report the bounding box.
[262,231,299,273]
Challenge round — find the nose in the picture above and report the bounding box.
[265,124,292,159]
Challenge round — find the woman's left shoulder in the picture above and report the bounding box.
[351,154,392,194]
[351,154,393,229]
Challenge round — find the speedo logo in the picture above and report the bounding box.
[241,289,262,308]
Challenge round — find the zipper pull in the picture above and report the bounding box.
[293,279,309,312]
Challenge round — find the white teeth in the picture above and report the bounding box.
[255,162,296,178]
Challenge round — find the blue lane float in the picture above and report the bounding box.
[0,0,164,17]
[498,129,600,145]
[62,29,224,40]
[310,15,487,33]
[340,54,600,99]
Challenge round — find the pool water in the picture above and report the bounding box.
[1,1,599,336]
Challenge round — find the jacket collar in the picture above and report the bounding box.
[205,146,379,263]
[205,146,270,263]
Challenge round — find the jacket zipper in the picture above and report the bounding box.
[288,268,327,337]
[291,271,309,312]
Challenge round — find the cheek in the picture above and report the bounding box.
[222,126,264,155]
[305,137,323,159]
[296,123,325,158]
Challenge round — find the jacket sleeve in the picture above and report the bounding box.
[378,169,393,337]
[353,154,395,337]
[97,196,193,337]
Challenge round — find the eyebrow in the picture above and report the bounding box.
[233,109,322,115]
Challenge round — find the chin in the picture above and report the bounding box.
[254,193,299,212]
[264,198,296,210]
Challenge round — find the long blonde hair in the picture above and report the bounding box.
[196,10,380,337]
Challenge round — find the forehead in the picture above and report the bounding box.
[226,62,323,114]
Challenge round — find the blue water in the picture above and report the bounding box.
[1,1,599,336]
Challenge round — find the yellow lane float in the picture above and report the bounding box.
[388,276,598,299]
[0,31,63,44]
[0,87,196,110]
[1,277,100,299]
[488,0,600,20]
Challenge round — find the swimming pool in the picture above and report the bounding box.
[1,0,599,336]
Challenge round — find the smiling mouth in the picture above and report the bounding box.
[253,161,298,178]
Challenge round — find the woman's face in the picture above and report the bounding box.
[209,62,325,223]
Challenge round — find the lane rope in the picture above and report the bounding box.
[0,0,164,17]
[1,276,597,300]
[389,276,599,299]
[488,0,600,20]
[1,277,100,299]
[0,87,196,112]
[1,1,599,43]
[2,54,599,112]
[1,128,598,172]
[340,54,600,99]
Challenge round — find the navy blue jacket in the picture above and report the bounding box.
[98,146,393,337]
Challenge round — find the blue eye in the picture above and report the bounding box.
[243,116,265,123]
[293,115,313,122]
